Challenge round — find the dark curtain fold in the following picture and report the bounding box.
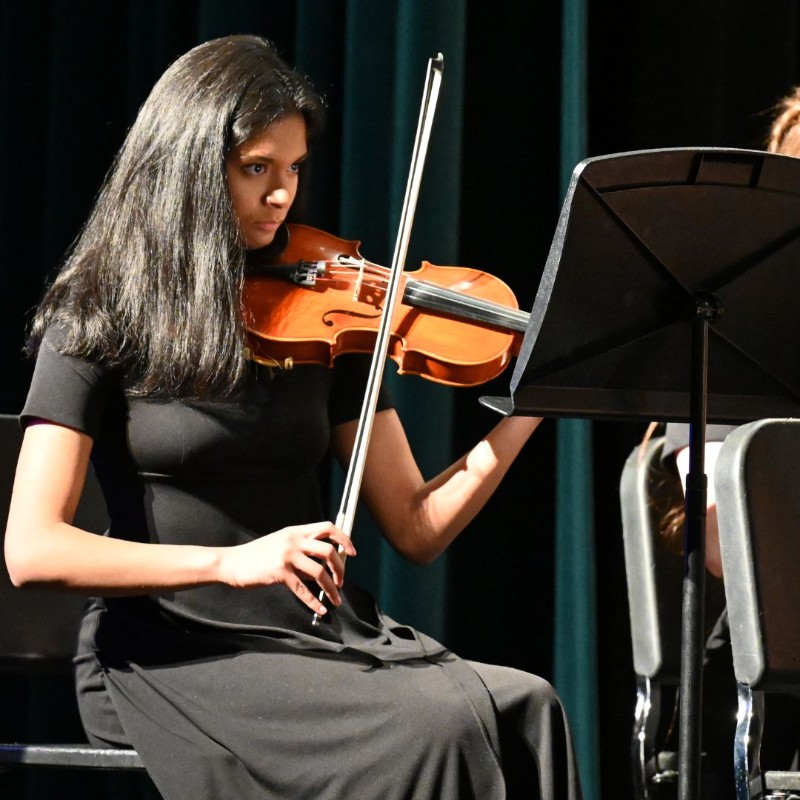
[328,0,468,638]
[3,2,800,799]
[554,1,600,797]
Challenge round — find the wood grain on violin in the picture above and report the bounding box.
[243,224,530,386]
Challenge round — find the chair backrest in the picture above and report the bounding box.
[715,418,800,691]
[0,413,109,669]
[621,436,685,683]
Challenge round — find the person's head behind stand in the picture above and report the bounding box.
[768,87,800,156]
[653,84,800,577]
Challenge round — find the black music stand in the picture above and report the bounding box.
[481,147,800,800]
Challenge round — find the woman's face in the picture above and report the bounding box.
[225,113,308,249]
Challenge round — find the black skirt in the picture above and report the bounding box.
[75,597,582,800]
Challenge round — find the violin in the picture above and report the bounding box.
[242,223,530,386]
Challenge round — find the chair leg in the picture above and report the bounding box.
[735,683,765,800]
[632,675,661,800]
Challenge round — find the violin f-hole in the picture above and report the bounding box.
[321,308,382,327]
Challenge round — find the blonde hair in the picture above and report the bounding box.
[767,87,800,156]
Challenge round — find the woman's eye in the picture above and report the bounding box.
[289,163,301,175]
[244,164,265,175]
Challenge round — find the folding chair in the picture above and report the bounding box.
[620,435,726,799]
[716,418,800,800]
[0,413,144,772]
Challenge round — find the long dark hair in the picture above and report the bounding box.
[29,34,324,398]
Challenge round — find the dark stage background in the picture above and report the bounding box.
[1,2,799,798]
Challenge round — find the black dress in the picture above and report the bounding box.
[21,325,582,800]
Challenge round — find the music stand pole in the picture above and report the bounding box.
[678,295,721,800]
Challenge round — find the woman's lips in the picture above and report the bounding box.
[255,220,281,232]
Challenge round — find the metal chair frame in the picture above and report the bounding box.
[621,436,683,798]
[621,435,727,799]
[716,418,800,800]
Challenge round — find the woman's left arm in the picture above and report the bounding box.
[330,408,542,564]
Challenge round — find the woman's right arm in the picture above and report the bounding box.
[4,421,352,615]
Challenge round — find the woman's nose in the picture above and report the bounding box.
[265,186,291,207]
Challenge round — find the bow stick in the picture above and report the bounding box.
[312,53,444,625]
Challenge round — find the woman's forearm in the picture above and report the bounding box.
[403,415,542,562]
[349,411,543,564]
[4,422,219,594]
[5,519,223,595]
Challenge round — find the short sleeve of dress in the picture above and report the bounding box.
[20,324,111,439]
[328,354,394,426]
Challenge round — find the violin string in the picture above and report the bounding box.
[308,264,526,331]
[301,260,524,328]
[318,261,516,307]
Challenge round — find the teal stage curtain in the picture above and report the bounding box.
[321,0,466,641]
[554,0,601,799]
[5,3,800,799]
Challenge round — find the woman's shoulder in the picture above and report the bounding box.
[22,318,124,437]
[37,316,71,351]
[30,316,123,397]
[36,315,122,375]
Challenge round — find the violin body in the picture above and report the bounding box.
[243,224,528,387]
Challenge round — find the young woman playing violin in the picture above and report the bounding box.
[5,35,582,800]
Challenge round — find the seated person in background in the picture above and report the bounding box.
[652,423,734,799]
[655,85,800,797]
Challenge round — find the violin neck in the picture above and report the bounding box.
[403,278,530,335]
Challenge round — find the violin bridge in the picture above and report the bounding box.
[351,259,366,302]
